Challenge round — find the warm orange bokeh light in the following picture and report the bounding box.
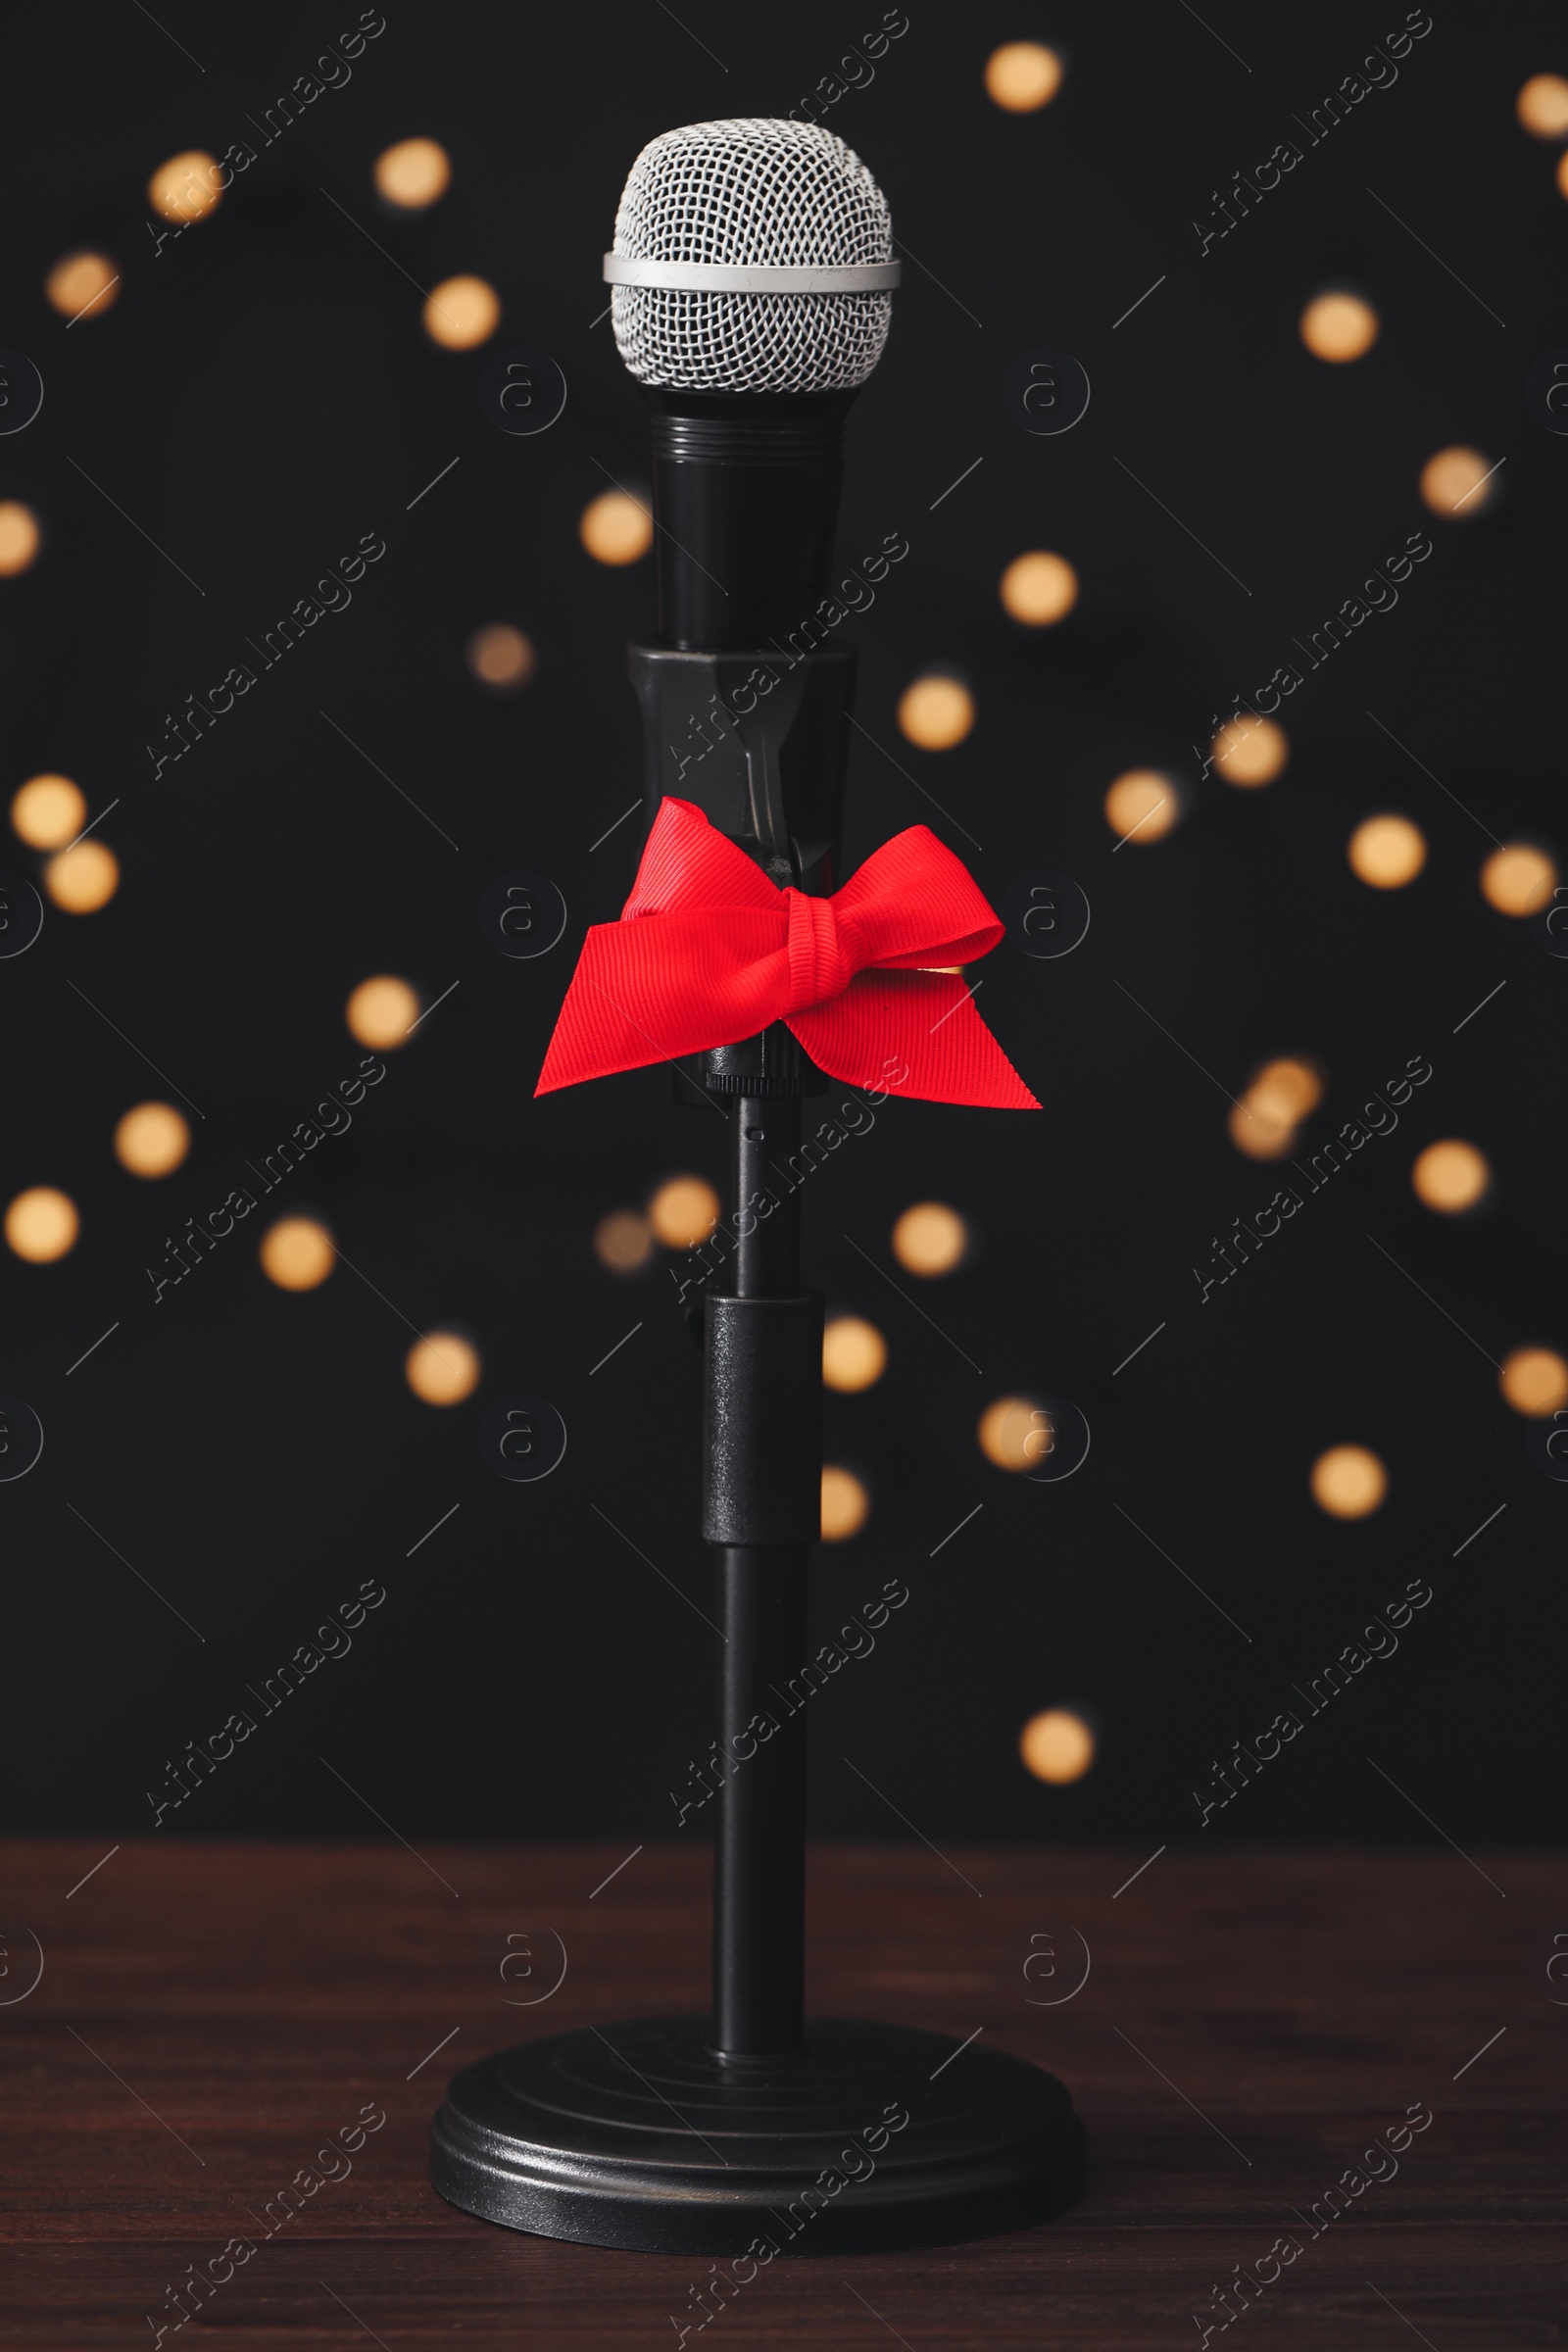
[1499,1348,1568,1418]
[1103,768,1177,844]
[1212,715,1288,787]
[580,491,654,565]
[891,1201,967,1276]
[0,503,42,576]
[822,1316,887,1394]
[260,1217,335,1292]
[1310,1444,1388,1519]
[44,840,119,911]
[595,1208,653,1272]
[346,974,419,1048]
[5,1186,78,1263]
[148,150,223,224]
[1411,1140,1491,1213]
[423,274,500,350]
[648,1176,720,1250]
[985,42,1063,112]
[999,551,1078,626]
[374,137,452,209]
[12,774,86,850]
[114,1102,190,1178]
[466,623,536,690]
[1480,843,1556,916]
[1299,291,1379,363]
[405,1329,481,1404]
[1419,446,1495,516]
[1019,1708,1095,1784]
[1348,814,1426,888]
[821,1465,870,1542]
[45,250,120,321]
[898,675,974,751]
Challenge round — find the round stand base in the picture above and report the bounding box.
[430,2015,1085,2254]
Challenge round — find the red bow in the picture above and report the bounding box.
[535,797,1038,1108]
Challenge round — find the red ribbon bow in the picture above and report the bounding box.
[535,797,1038,1108]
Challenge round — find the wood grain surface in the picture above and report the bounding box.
[1,1838,1561,2346]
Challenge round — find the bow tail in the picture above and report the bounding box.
[787,971,1040,1110]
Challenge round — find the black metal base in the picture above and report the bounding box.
[430,2015,1085,2254]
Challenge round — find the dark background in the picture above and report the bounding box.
[2,0,1560,1853]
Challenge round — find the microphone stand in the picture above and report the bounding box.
[430,395,1085,2254]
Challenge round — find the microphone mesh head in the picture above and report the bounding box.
[611,119,894,395]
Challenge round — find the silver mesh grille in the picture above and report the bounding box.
[611,119,894,394]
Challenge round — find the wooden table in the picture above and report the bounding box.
[2,1839,1560,2346]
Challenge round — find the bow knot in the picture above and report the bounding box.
[535,797,1038,1110]
[783,886,856,1013]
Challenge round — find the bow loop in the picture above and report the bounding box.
[535,798,1038,1110]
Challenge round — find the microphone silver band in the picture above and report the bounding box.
[603,253,902,294]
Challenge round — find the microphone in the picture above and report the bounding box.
[607,117,900,651]
[607,119,900,905]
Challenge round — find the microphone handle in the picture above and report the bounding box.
[647,388,856,652]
